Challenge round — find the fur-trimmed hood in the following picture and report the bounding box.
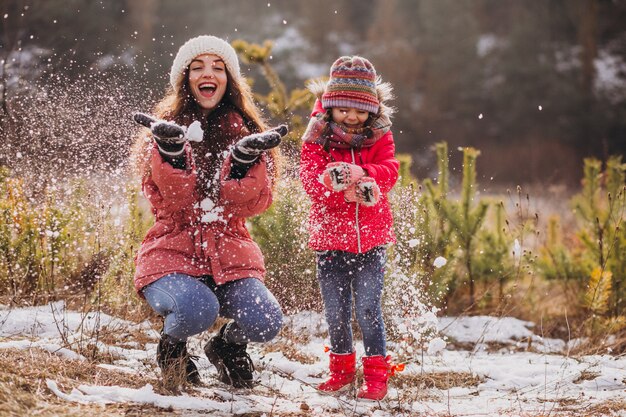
[302,78,394,149]
[307,77,395,119]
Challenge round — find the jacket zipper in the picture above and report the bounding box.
[351,148,362,253]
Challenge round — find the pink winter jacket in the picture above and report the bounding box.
[133,145,272,293]
[299,102,399,254]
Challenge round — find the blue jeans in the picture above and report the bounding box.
[141,274,283,344]
[316,247,387,356]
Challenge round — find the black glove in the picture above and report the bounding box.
[133,112,187,156]
[231,124,288,163]
[229,124,288,179]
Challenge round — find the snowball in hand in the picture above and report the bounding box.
[185,120,203,142]
[132,112,203,143]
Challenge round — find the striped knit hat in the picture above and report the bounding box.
[321,56,379,114]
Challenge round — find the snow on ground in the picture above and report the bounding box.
[438,316,571,353]
[1,303,625,416]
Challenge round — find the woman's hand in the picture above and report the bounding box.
[133,112,204,156]
[229,125,288,179]
[232,125,288,161]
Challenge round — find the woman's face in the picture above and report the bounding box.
[331,107,370,129]
[188,54,228,115]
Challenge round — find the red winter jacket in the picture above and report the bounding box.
[133,145,272,293]
[299,101,399,253]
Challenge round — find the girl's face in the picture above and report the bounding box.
[188,54,228,115]
[331,107,370,129]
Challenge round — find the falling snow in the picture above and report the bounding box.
[512,238,522,261]
[433,256,447,268]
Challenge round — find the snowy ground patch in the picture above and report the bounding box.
[438,316,571,353]
[1,303,625,416]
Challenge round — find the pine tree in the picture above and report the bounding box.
[572,156,626,315]
[438,147,488,308]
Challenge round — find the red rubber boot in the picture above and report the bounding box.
[318,351,356,392]
[357,355,393,400]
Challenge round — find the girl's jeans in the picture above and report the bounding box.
[142,273,283,344]
[316,247,387,356]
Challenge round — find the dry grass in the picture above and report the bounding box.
[582,399,626,415]
[390,371,483,405]
[444,338,534,353]
[573,370,602,384]
[60,294,161,329]
[258,321,328,367]
[569,328,626,356]
[393,370,483,390]
[0,347,177,417]
[276,323,315,345]
[499,276,585,330]
[261,341,318,365]
[441,275,584,328]
[547,398,626,416]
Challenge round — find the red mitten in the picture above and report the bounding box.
[357,177,381,206]
[343,183,359,203]
[344,177,381,206]
[319,162,365,191]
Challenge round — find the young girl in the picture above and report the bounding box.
[299,56,400,400]
[131,35,286,389]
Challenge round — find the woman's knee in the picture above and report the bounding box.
[252,312,283,342]
[243,301,283,342]
[177,290,220,333]
[147,275,220,336]
[220,278,283,342]
[178,303,219,336]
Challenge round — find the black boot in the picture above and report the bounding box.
[156,333,201,386]
[204,323,255,388]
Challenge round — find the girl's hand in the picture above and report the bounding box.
[319,162,365,191]
[344,177,380,206]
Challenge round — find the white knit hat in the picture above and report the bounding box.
[169,35,241,89]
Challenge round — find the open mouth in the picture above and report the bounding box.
[198,82,217,97]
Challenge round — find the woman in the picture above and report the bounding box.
[131,35,285,389]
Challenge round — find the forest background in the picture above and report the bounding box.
[1,0,626,351]
[2,0,626,183]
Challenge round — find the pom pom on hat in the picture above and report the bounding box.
[170,35,241,89]
[321,56,380,114]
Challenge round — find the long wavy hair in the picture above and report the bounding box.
[130,66,280,185]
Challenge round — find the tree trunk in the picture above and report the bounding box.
[0,0,23,120]
[467,242,475,309]
[577,0,599,97]
[126,0,158,53]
